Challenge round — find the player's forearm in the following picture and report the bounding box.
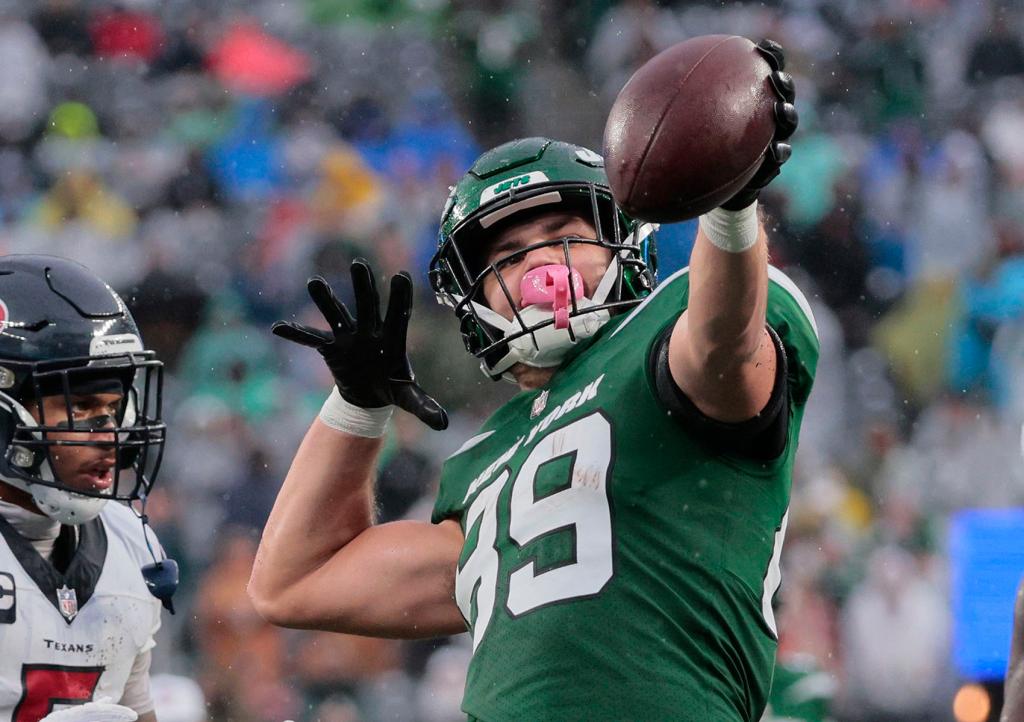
[264,518,467,636]
[668,214,774,422]
[685,220,769,366]
[249,418,382,615]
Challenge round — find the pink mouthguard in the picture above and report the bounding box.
[520,264,585,330]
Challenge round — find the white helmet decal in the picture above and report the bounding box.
[479,171,550,205]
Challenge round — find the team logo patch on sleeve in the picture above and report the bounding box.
[0,571,15,623]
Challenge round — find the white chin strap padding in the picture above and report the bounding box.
[469,293,611,376]
[1,462,110,525]
[506,303,610,369]
[30,486,108,525]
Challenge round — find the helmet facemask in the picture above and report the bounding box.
[431,180,657,380]
[0,352,166,524]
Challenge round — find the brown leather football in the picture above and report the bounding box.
[603,35,776,223]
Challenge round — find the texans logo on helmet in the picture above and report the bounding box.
[0,298,8,332]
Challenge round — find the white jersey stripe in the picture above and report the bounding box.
[446,430,497,460]
[767,265,819,340]
[609,266,690,338]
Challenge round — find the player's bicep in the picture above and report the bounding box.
[668,311,779,422]
[254,518,466,639]
[654,322,789,459]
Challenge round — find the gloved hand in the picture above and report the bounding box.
[273,259,449,431]
[40,699,138,722]
[721,39,799,211]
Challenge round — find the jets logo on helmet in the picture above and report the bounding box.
[480,172,550,204]
[429,137,658,380]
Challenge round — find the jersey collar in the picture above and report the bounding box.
[0,512,107,625]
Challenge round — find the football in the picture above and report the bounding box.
[603,35,777,223]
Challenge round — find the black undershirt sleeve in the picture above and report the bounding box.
[649,324,790,461]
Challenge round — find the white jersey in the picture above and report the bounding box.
[0,502,162,721]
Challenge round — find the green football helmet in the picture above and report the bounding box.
[429,137,658,380]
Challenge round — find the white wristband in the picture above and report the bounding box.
[319,387,393,438]
[698,201,760,253]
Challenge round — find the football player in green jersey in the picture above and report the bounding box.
[250,41,818,722]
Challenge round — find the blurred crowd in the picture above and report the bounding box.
[0,0,1022,720]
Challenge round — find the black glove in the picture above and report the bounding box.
[273,259,449,431]
[721,39,799,211]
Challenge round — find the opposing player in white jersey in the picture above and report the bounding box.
[0,256,174,722]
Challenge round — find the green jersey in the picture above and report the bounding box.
[432,267,820,722]
[762,656,835,722]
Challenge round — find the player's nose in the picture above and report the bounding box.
[523,242,572,269]
[86,414,118,446]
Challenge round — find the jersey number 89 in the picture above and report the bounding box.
[456,412,615,649]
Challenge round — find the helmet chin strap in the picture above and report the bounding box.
[467,255,623,378]
[0,466,109,525]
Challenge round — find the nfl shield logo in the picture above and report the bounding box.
[531,390,549,419]
[56,585,78,621]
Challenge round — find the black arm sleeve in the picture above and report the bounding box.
[649,324,790,460]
